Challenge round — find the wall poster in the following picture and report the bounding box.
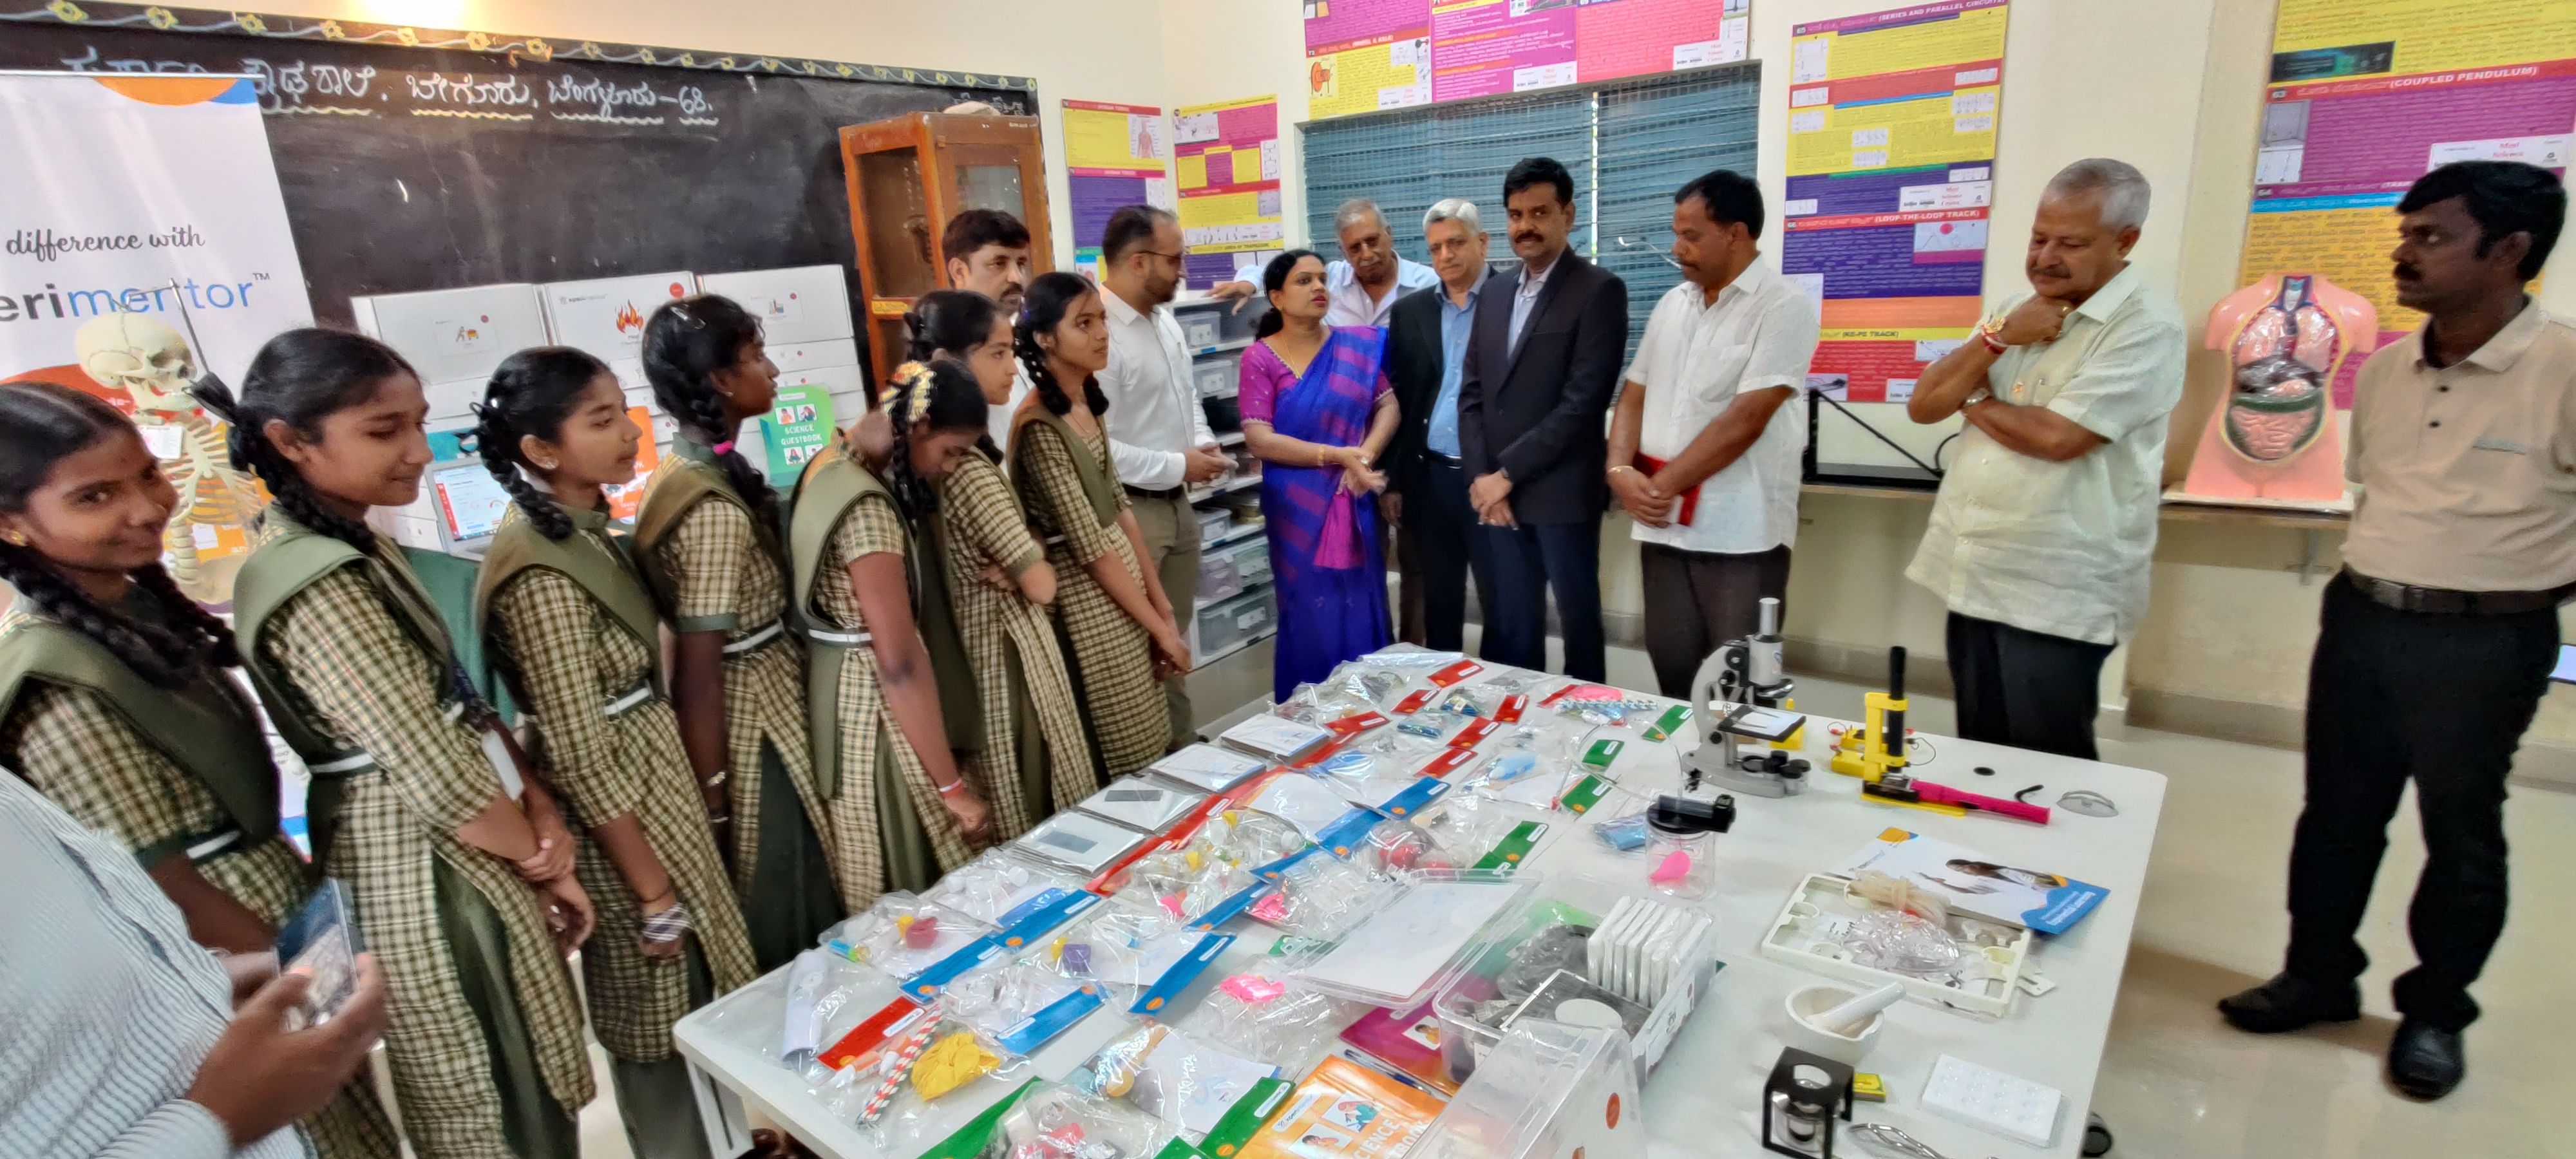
[1173,95,1285,289]
[1781,0,2009,405]
[1303,0,1748,118]
[1063,99,1176,279]
[2239,0,2576,407]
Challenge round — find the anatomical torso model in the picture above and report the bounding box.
[74,314,265,603]
[2181,273,2378,503]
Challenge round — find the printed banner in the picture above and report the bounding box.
[759,385,837,485]
[1173,95,1285,288]
[2239,0,2576,406]
[0,73,314,605]
[1063,99,1176,279]
[1308,0,1747,118]
[1781,0,2010,403]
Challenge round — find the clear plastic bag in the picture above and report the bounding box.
[1038,898,1203,999]
[1083,1023,1283,1139]
[825,893,998,982]
[925,851,1089,929]
[1323,660,1411,709]
[1198,808,1312,870]
[1177,952,1370,1070]
[1311,751,1427,813]
[943,959,1099,1047]
[1117,839,1256,925]
[1253,851,1399,940]
[1431,686,1499,719]
[998,1080,1184,1156]
[1841,907,1965,979]
[855,1020,1033,1151]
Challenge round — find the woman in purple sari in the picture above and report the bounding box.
[1237,250,1399,699]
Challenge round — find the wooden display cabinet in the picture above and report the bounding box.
[839,111,1054,386]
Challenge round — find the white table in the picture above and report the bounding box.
[676,664,2166,1159]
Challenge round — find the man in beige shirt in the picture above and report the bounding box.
[1904,159,2185,760]
[2222,161,2571,1102]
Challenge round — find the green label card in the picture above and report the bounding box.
[1472,820,1549,870]
[1582,738,1625,769]
[1198,1077,1294,1156]
[760,384,836,485]
[1643,704,1691,742]
[1560,775,1613,814]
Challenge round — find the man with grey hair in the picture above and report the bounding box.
[1902,157,2184,759]
[1381,196,1501,649]
[1224,198,1439,326]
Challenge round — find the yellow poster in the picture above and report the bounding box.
[2271,0,2576,77]
[1061,100,1166,171]
[1307,35,1432,120]
[1788,86,2000,177]
[1791,3,2007,82]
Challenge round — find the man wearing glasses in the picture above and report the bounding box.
[1095,204,1231,746]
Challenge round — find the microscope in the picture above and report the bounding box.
[1683,598,1814,799]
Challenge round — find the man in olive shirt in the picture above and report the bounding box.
[2222,162,2572,1102]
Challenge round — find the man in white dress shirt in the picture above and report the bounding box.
[939,209,1036,448]
[1095,203,1231,742]
[1222,198,1441,328]
[1903,158,2186,760]
[0,769,390,1158]
[1605,169,1821,699]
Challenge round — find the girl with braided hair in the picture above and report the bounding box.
[788,357,996,894]
[467,347,759,1158]
[0,379,399,1159]
[1007,272,1190,778]
[907,290,1100,836]
[630,293,848,965]
[209,327,597,1158]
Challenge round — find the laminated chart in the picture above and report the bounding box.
[1173,95,1285,288]
[2239,0,2575,405]
[1782,0,2011,403]
[1063,100,1175,276]
[1311,0,1747,117]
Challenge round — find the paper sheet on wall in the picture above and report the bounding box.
[1173,95,1283,288]
[1063,99,1175,276]
[1309,0,1749,117]
[2236,0,2576,408]
[1781,0,2010,404]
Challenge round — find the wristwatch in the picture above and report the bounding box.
[1963,386,1995,410]
[1977,317,2011,354]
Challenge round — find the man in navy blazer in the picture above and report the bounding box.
[1457,157,1630,680]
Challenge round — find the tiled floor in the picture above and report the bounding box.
[573,643,2571,1158]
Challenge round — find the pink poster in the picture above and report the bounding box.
[1576,0,1741,84]
[1305,0,1434,53]
[1430,0,1577,102]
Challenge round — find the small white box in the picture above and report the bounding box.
[349,283,548,390]
[423,378,484,422]
[768,337,862,375]
[538,272,696,370]
[696,265,855,346]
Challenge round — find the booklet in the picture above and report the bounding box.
[1833,828,2108,935]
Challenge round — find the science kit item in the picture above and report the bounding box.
[1291,868,1535,1010]
[1235,1056,1446,1159]
[1861,771,2053,824]
[1146,744,1273,795]
[1246,773,1375,845]
[1086,1024,1284,1137]
[941,961,1105,1055]
[1833,829,2107,934]
[972,1080,1184,1159]
[1079,775,1211,834]
[1223,712,1335,764]
[1431,876,1718,1087]
[825,895,999,986]
[1759,873,2034,1017]
[1017,810,1157,876]
[273,878,362,1028]
[1781,983,1894,1066]
[1920,1054,2064,1149]
[1412,1021,1642,1159]
[1761,1047,1855,1158]
[923,853,1100,950]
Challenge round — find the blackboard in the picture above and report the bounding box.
[0,7,1032,355]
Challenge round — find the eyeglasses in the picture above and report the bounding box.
[1142,249,1185,264]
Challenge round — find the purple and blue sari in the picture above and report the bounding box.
[1240,325,1393,700]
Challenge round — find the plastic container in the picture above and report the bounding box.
[1758,872,2034,1017]
[1783,983,1884,1066]
[1413,1021,1643,1159]
[1180,312,1222,349]
[1196,551,1244,605]
[1195,506,1233,543]
[1195,586,1276,657]
[1428,872,1719,1087]
[1192,355,1237,398]
[1224,536,1273,587]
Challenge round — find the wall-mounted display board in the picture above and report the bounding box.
[1784,0,2010,406]
[1175,95,1285,288]
[0,2,1034,348]
[2236,0,2576,408]
[1064,100,1176,278]
[1303,0,1748,120]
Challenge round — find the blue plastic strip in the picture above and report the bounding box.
[994,889,1102,951]
[1193,881,1273,930]
[994,985,1105,1053]
[1129,932,1236,1015]
[902,936,1005,1001]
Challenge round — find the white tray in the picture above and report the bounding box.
[1757,872,2032,1018]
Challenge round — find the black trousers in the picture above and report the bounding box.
[1475,514,1607,681]
[1406,457,1488,654]
[2282,578,2559,1030]
[1639,542,1792,700]
[1945,612,2114,760]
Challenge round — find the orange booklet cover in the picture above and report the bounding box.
[1236,1055,1446,1158]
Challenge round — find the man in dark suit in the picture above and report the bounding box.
[1385,197,1499,652]
[1457,157,1629,681]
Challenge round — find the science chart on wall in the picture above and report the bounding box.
[1063,100,1177,278]
[1173,95,1285,288]
[2239,0,2576,407]
[1303,0,1748,120]
[1780,0,2011,404]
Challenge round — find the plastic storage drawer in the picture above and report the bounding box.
[1195,586,1276,657]
[1195,507,1233,543]
[1197,549,1244,605]
[1193,355,1238,398]
[1224,538,1273,588]
[1180,312,1222,350]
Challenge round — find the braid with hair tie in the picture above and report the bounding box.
[470,401,574,540]
[641,296,782,532]
[200,381,379,554]
[879,361,939,522]
[0,543,225,689]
